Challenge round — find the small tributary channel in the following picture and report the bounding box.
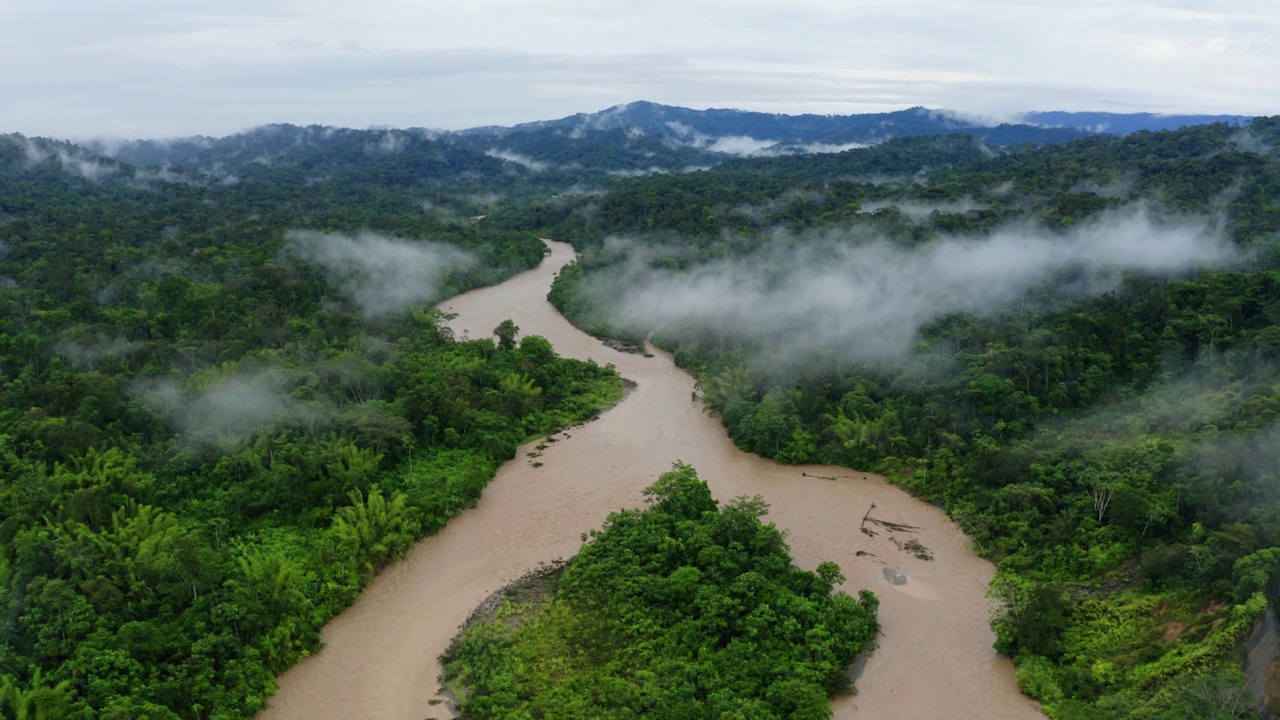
[259,240,1042,720]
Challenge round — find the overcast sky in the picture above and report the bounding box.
[2,0,1277,140]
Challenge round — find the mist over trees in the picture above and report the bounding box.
[545,115,1280,718]
[576,206,1240,366]
[1,108,1279,719]
[0,130,624,718]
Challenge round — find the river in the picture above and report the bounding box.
[259,240,1042,720]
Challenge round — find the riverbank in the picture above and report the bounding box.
[258,240,1041,720]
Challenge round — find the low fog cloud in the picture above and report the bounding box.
[286,230,475,318]
[860,198,987,222]
[135,348,403,448]
[136,370,323,445]
[1054,372,1280,488]
[706,135,779,156]
[18,137,117,183]
[795,141,870,154]
[589,206,1242,365]
[56,335,142,370]
[679,133,870,158]
[1188,422,1280,489]
[1231,128,1273,157]
[369,131,409,154]
[484,148,548,171]
[137,368,343,448]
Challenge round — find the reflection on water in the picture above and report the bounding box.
[259,241,1042,720]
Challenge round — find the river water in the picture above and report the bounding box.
[260,240,1042,720]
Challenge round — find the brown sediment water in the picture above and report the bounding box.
[259,240,1043,720]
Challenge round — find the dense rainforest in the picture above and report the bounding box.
[2,106,1277,719]
[0,133,623,718]
[541,118,1280,718]
[442,464,880,720]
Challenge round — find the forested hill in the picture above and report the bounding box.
[522,119,1279,247]
[5,106,1279,719]
[541,116,1280,718]
[1023,111,1251,135]
[80,104,1095,183]
[86,122,728,184]
[75,104,1248,187]
[482,101,1243,140]
[0,129,625,718]
[83,124,525,189]
[460,101,1135,146]
[447,102,1090,169]
[75,104,1244,188]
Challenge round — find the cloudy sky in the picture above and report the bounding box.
[2,0,1277,139]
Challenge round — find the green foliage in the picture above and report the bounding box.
[543,117,1280,716]
[442,464,879,719]
[6,110,1280,718]
[493,319,519,351]
[0,140,624,718]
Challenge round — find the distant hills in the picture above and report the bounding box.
[81,125,507,185]
[460,101,1086,146]
[447,102,1089,168]
[1021,110,1250,134]
[35,101,1255,182]
[449,101,1249,158]
[477,101,1247,140]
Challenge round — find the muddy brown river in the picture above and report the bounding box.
[260,240,1042,720]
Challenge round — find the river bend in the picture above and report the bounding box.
[260,240,1042,720]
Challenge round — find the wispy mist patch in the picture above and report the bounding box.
[727,189,826,225]
[860,198,988,222]
[1069,175,1138,200]
[369,131,409,154]
[65,154,116,182]
[797,141,870,154]
[556,183,608,197]
[484,148,548,171]
[608,166,676,178]
[1035,369,1280,508]
[1231,128,1273,156]
[1186,422,1280,490]
[19,137,117,183]
[131,164,210,187]
[56,335,143,371]
[707,135,779,156]
[285,231,475,318]
[136,370,326,447]
[467,191,503,208]
[588,206,1242,366]
[677,131,871,158]
[1040,369,1250,442]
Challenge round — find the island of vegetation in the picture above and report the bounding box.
[441,463,880,720]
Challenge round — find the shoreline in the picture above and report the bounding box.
[258,239,1041,720]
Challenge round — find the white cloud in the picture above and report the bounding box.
[15,136,117,181]
[0,1,1276,138]
[284,231,476,318]
[484,148,549,171]
[706,135,779,156]
[589,206,1244,366]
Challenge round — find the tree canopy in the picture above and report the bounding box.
[442,464,880,720]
